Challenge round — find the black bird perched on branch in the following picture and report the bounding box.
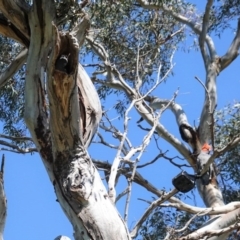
[55,55,69,72]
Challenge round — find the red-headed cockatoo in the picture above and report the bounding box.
[197,143,213,185]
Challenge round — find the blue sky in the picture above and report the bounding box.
[2,1,240,240]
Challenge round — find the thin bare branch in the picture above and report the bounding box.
[140,49,175,100]
[175,210,208,233]
[136,0,217,58]
[86,36,135,96]
[137,152,164,168]
[94,133,118,150]
[180,222,240,240]
[194,76,209,97]
[161,200,240,216]
[108,100,135,203]
[124,180,131,223]
[124,109,161,223]
[135,41,142,91]
[0,140,37,153]
[130,188,178,238]
[0,134,34,142]
[116,187,130,203]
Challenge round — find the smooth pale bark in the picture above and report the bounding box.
[198,61,219,145]
[0,1,240,239]
[148,96,225,209]
[23,1,131,239]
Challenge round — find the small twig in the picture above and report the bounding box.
[175,210,210,233]
[137,152,165,168]
[194,76,209,96]
[116,187,130,203]
[0,134,34,142]
[138,198,152,204]
[137,124,158,134]
[94,133,118,149]
[136,49,176,103]
[124,179,131,222]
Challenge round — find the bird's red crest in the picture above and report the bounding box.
[201,143,211,152]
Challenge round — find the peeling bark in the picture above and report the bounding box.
[1,1,239,239]
[22,1,131,239]
[0,0,30,45]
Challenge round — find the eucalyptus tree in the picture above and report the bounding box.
[0,1,240,240]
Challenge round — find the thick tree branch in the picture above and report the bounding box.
[149,97,201,154]
[220,19,240,71]
[24,0,51,143]
[161,200,240,216]
[199,0,213,68]
[71,15,90,48]
[0,48,27,89]
[89,42,193,165]
[0,14,29,46]
[200,0,213,47]
[0,0,30,43]
[198,62,218,144]
[180,208,240,240]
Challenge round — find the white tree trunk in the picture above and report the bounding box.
[22,0,131,239]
